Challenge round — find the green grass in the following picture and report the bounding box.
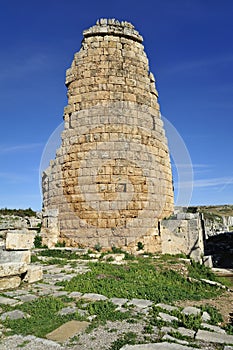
[57,259,222,303]
[86,300,131,323]
[109,332,138,350]
[2,296,85,338]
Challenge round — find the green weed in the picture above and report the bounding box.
[2,296,85,338]
[57,260,222,302]
[109,332,138,350]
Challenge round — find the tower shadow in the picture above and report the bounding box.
[205,232,233,268]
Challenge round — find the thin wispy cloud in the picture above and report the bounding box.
[0,143,43,154]
[175,176,233,189]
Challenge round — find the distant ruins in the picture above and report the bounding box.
[41,19,174,252]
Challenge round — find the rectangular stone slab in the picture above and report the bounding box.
[0,276,21,291]
[0,262,27,278]
[0,250,31,264]
[46,320,89,342]
[6,230,35,250]
[23,265,43,283]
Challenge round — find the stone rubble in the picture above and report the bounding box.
[0,258,232,350]
[0,214,43,291]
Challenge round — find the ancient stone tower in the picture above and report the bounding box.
[41,19,174,252]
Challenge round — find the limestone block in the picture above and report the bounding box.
[0,250,31,264]
[0,276,21,291]
[203,255,213,268]
[6,230,35,250]
[23,265,43,283]
[0,262,27,278]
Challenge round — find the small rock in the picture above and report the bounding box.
[162,334,189,345]
[201,323,226,334]
[69,291,82,298]
[58,307,77,316]
[158,312,178,323]
[17,294,37,302]
[201,311,211,322]
[196,329,233,344]
[177,327,195,338]
[81,293,108,301]
[1,310,29,321]
[128,298,153,309]
[182,306,201,316]
[110,298,128,306]
[155,303,179,312]
[0,296,20,306]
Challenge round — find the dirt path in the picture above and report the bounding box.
[175,290,233,324]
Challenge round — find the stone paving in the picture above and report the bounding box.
[0,261,232,349]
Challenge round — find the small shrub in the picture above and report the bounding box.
[34,235,42,248]
[94,243,102,252]
[55,241,66,247]
[111,246,125,254]
[137,242,144,251]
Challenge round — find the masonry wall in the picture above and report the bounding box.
[42,19,174,251]
[161,212,205,261]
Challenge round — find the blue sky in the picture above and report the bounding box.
[0,0,232,210]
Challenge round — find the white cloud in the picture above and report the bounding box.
[0,143,43,154]
[175,176,233,189]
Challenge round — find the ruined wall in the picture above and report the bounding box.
[42,19,174,250]
[161,212,205,262]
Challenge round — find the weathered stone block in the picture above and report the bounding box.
[0,262,27,278]
[23,265,43,283]
[0,276,21,291]
[6,230,35,250]
[0,250,31,264]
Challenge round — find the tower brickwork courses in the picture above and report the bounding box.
[41,19,174,251]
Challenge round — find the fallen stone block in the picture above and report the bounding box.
[158,312,179,323]
[0,276,21,291]
[196,329,233,344]
[162,334,189,345]
[203,255,213,268]
[110,297,128,306]
[177,327,195,338]
[46,320,89,342]
[69,291,83,298]
[23,265,43,283]
[201,322,226,334]
[81,293,108,301]
[6,230,35,250]
[128,298,153,308]
[182,306,201,316]
[0,262,27,278]
[155,303,179,312]
[0,310,29,321]
[120,342,199,349]
[58,307,77,316]
[0,250,31,264]
[0,296,20,306]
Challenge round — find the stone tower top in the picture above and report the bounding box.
[83,18,143,43]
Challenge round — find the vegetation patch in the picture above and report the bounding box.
[57,259,222,303]
[0,207,37,217]
[2,296,85,338]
